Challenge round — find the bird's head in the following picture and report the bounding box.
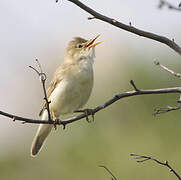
[65,35,102,63]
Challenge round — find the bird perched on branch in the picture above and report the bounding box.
[31,35,102,156]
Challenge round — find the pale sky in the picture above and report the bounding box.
[0,0,180,155]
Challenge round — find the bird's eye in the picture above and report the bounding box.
[76,44,83,48]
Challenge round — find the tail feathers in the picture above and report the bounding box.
[31,124,53,157]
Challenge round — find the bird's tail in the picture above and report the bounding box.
[31,111,53,157]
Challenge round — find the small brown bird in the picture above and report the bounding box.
[31,35,102,156]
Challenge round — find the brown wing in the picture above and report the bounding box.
[39,63,70,116]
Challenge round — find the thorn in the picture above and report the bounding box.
[88,16,95,20]
[62,123,66,130]
[58,119,66,130]
[165,160,168,165]
[13,117,16,122]
[115,94,120,99]
[112,19,117,23]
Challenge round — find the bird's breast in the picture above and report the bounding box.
[49,62,93,117]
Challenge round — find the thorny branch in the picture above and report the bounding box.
[131,154,181,180]
[158,0,181,11]
[63,0,181,55]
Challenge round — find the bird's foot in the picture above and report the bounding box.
[53,118,60,130]
[74,109,95,123]
[49,109,58,130]
[53,121,57,130]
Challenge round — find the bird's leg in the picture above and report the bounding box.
[50,109,57,130]
[74,109,95,122]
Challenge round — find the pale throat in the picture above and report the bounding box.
[78,47,96,65]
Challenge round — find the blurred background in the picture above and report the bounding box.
[0,0,181,179]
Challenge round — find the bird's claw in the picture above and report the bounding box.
[53,119,60,130]
[74,109,95,123]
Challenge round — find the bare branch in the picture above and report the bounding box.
[99,165,117,180]
[153,61,181,115]
[154,94,181,115]
[131,154,181,180]
[154,104,181,116]
[154,60,181,77]
[1,81,181,126]
[158,0,181,11]
[66,0,181,55]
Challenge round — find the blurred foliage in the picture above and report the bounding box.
[1,55,181,180]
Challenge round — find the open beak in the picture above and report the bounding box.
[86,35,103,48]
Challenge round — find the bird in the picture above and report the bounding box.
[31,35,102,156]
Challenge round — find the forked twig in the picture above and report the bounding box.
[29,59,52,121]
[153,61,181,115]
[154,104,181,116]
[131,154,181,180]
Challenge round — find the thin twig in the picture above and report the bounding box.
[154,60,181,77]
[154,105,181,116]
[99,165,117,180]
[158,0,181,11]
[29,59,52,121]
[153,60,181,115]
[131,154,181,180]
[130,80,140,91]
[66,0,181,55]
[1,82,181,126]
[154,94,181,115]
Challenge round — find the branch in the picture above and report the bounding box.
[29,59,52,121]
[1,80,181,128]
[66,0,181,56]
[153,61,181,115]
[154,60,181,77]
[99,165,117,180]
[154,103,181,116]
[131,154,181,180]
[158,0,181,11]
